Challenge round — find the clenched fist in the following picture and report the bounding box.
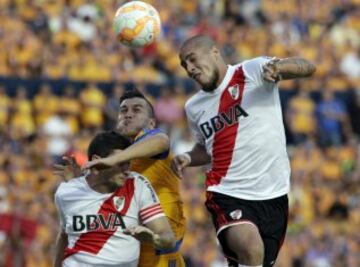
[171,153,191,178]
[262,57,282,82]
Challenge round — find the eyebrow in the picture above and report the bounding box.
[120,103,145,108]
[132,104,145,108]
[184,52,195,61]
[180,52,196,67]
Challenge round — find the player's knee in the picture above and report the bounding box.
[225,225,264,264]
[229,233,264,266]
[232,240,263,265]
[241,240,264,263]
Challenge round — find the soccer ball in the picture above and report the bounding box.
[113,1,161,47]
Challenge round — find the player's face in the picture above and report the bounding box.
[102,165,128,184]
[116,97,155,138]
[97,150,130,185]
[180,46,220,92]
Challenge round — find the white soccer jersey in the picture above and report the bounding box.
[185,57,291,200]
[54,172,165,267]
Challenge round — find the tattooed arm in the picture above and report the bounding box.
[262,57,316,82]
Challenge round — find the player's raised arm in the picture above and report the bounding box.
[124,175,175,249]
[124,217,176,250]
[53,156,82,181]
[171,143,211,177]
[262,57,316,82]
[143,216,176,249]
[83,131,170,169]
[115,131,169,160]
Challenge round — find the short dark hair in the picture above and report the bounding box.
[119,89,155,118]
[180,34,216,52]
[87,131,131,160]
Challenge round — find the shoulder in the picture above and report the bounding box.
[185,92,202,108]
[129,171,151,184]
[129,172,154,192]
[184,92,206,117]
[54,182,66,199]
[242,56,272,66]
[55,177,85,198]
[240,57,277,87]
[241,56,272,73]
[134,128,168,142]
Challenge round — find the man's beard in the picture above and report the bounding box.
[202,68,219,92]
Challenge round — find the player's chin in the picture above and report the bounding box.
[202,82,217,92]
[195,80,208,89]
[202,76,219,91]
[195,77,211,90]
[118,127,136,138]
[194,75,205,85]
[112,174,126,184]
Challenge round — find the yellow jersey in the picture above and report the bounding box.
[131,128,186,267]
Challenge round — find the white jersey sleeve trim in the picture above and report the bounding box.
[140,203,164,223]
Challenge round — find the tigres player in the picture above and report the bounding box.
[81,89,186,267]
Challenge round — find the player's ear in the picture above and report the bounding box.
[148,118,156,128]
[211,46,218,54]
[212,47,221,59]
[92,154,101,160]
[119,161,130,172]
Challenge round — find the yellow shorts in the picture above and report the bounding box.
[138,241,185,267]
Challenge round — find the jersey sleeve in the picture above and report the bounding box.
[243,56,276,88]
[135,175,165,224]
[133,128,169,159]
[54,189,66,231]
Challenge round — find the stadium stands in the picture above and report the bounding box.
[0,0,359,266]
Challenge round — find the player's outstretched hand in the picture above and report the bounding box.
[124,226,154,242]
[53,156,82,181]
[262,57,281,82]
[171,153,191,178]
[82,156,117,171]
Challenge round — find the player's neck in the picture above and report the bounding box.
[216,63,228,88]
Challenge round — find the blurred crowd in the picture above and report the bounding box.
[0,0,359,266]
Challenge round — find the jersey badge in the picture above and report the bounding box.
[230,209,243,220]
[228,84,240,100]
[113,196,125,212]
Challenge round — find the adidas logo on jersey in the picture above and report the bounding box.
[199,103,249,139]
[72,213,126,232]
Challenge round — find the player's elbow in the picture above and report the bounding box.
[295,58,317,77]
[155,134,170,152]
[155,230,176,250]
[308,61,316,76]
[160,232,176,249]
